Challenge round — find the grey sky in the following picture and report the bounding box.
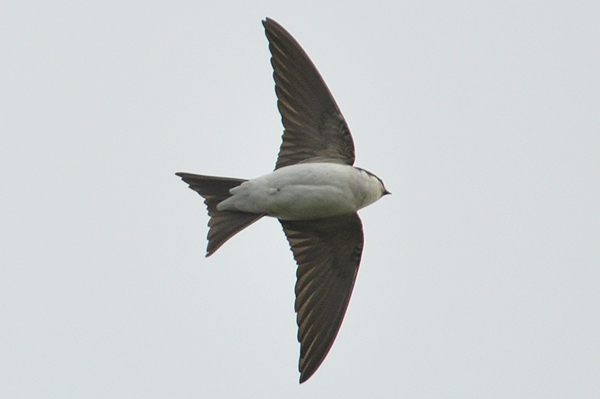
[1,1,599,397]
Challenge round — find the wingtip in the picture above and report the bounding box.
[262,17,283,31]
[299,367,317,384]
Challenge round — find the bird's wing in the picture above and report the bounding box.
[263,18,355,169]
[280,213,363,383]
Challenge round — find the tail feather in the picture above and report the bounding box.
[176,172,264,256]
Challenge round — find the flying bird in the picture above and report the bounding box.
[176,18,389,383]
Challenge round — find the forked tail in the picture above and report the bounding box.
[176,172,264,256]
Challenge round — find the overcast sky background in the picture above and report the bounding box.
[2,1,599,398]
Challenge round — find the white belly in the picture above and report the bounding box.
[216,163,377,220]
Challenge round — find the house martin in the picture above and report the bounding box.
[177,17,389,383]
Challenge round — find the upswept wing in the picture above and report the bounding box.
[263,18,355,169]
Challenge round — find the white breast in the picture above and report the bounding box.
[216,163,382,220]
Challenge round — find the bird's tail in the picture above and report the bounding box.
[176,172,264,256]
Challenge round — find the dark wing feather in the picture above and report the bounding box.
[263,18,355,169]
[280,213,364,383]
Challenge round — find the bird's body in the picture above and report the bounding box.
[217,163,385,220]
[176,18,389,383]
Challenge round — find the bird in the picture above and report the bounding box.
[176,17,389,383]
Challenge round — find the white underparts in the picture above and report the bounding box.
[216,163,386,220]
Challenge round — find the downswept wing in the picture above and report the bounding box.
[263,18,356,169]
[280,213,364,383]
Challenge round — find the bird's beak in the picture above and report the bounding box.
[383,190,391,195]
